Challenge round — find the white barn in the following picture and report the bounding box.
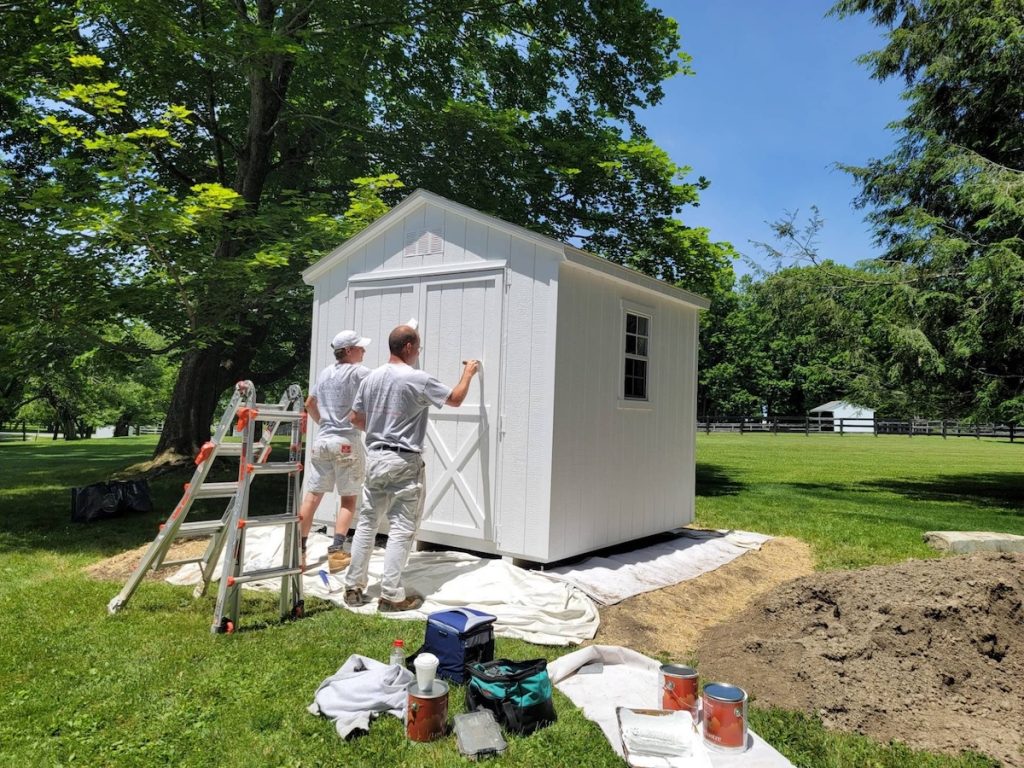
[808,400,875,433]
[301,190,709,564]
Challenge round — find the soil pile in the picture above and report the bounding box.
[697,553,1024,766]
[85,539,208,581]
[595,536,814,659]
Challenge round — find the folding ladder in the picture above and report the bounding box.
[107,380,307,634]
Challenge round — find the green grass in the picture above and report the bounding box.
[0,435,1014,767]
[695,433,1023,569]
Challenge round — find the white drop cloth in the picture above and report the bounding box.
[167,528,599,645]
[544,529,771,605]
[547,646,794,768]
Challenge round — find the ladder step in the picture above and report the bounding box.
[215,442,244,456]
[191,482,239,499]
[243,514,299,529]
[247,461,302,476]
[228,566,302,586]
[160,556,205,568]
[252,407,303,421]
[176,520,225,537]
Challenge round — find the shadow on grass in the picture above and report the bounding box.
[0,445,295,559]
[695,462,745,497]
[861,473,1024,511]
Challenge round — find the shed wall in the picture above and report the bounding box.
[547,263,698,562]
[305,202,558,560]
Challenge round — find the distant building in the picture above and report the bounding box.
[808,401,875,433]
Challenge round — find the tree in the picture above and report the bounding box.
[832,0,1024,423]
[2,1,733,462]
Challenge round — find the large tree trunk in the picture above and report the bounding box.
[153,345,234,462]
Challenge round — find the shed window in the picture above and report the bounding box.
[624,312,649,400]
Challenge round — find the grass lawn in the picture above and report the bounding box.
[1,434,1016,767]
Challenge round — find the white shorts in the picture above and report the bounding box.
[305,436,366,495]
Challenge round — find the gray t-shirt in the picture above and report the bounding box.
[353,363,452,453]
[310,363,371,439]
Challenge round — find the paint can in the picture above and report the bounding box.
[659,664,698,716]
[701,682,748,752]
[406,680,449,742]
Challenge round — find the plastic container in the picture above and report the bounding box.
[389,638,406,667]
[453,710,507,760]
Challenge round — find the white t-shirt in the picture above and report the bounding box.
[310,363,371,439]
[353,363,452,453]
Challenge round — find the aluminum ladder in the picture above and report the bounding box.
[107,380,307,634]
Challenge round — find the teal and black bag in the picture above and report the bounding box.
[465,658,557,734]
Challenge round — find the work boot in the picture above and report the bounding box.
[328,549,351,573]
[378,594,424,613]
[343,588,364,607]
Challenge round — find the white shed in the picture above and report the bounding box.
[301,190,709,564]
[808,400,875,433]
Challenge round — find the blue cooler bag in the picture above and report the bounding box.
[412,608,496,684]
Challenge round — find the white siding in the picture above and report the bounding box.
[493,238,559,560]
[548,263,698,562]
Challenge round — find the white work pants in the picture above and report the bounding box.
[344,449,425,602]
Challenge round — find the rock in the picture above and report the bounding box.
[923,530,1024,554]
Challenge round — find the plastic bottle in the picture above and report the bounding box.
[389,638,405,667]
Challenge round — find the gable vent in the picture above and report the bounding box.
[403,228,443,257]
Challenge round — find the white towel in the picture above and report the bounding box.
[308,654,414,738]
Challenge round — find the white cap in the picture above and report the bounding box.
[331,330,371,350]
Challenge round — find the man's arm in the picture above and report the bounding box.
[445,360,480,407]
[304,395,320,424]
[349,410,366,431]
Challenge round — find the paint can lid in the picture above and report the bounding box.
[660,664,697,677]
[703,683,746,702]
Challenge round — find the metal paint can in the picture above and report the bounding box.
[659,664,699,716]
[701,682,748,752]
[406,680,449,742]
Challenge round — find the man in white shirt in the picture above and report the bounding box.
[299,329,371,573]
[344,325,479,612]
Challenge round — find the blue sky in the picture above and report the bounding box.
[643,1,906,274]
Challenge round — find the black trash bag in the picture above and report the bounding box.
[114,479,153,514]
[70,479,153,523]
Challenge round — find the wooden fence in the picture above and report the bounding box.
[697,417,1018,441]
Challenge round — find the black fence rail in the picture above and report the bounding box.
[698,417,1019,441]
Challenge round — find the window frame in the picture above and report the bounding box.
[619,302,653,409]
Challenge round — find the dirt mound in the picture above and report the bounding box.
[596,536,814,659]
[696,553,1024,766]
[85,539,208,581]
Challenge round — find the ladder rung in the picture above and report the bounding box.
[228,566,302,586]
[252,407,302,421]
[243,514,299,529]
[214,442,244,455]
[160,556,204,568]
[176,520,225,537]
[247,462,302,476]
[191,482,239,499]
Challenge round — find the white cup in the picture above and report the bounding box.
[414,653,439,693]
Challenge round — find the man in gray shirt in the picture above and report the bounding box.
[344,325,479,612]
[299,329,371,573]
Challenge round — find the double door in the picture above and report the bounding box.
[347,268,504,544]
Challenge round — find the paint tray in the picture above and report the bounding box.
[453,710,506,760]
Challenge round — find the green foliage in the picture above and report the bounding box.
[830,0,1024,422]
[1,0,732,457]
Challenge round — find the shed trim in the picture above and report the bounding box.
[302,189,563,285]
[347,259,508,284]
[563,246,711,310]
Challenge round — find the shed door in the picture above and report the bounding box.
[346,269,504,542]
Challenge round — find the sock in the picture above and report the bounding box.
[332,533,347,549]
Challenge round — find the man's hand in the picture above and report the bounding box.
[463,359,480,377]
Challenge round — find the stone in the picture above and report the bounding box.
[922,531,1024,554]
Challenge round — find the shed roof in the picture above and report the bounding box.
[302,189,710,310]
[809,400,874,413]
